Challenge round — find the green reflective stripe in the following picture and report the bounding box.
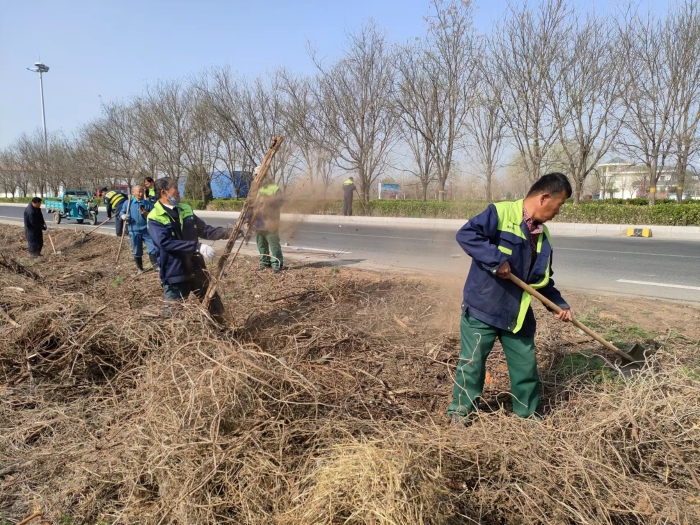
[147,202,193,229]
[498,245,512,255]
[258,184,279,196]
[493,199,526,239]
[343,179,354,185]
[513,291,533,333]
[512,257,551,333]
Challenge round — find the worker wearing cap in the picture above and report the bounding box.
[144,177,157,202]
[101,188,128,236]
[24,197,48,258]
[147,177,232,323]
[447,173,573,424]
[245,168,285,273]
[118,184,157,274]
[342,177,356,216]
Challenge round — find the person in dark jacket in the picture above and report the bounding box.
[342,177,356,216]
[447,173,573,424]
[245,172,285,273]
[147,177,231,323]
[24,197,48,258]
[118,185,157,274]
[101,188,128,236]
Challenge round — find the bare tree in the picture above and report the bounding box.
[617,9,677,204]
[490,0,574,184]
[137,80,194,185]
[279,70,340,196]
[90,100,145,188]
[311,21,397,201]
[394,0,476,201]
[550,11,626,203]
[667,1,700,202]
[394,42,438,201]
[465,50,508,202]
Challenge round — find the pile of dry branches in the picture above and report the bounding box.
[0,225,698,524]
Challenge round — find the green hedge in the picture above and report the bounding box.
[178,197,700,226]
[0,197,33,203]
[556,203,700,225]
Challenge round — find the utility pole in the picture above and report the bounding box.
[27,62,50,154]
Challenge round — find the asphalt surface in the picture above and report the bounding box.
[2,205,699,302]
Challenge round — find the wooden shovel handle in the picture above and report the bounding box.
[507,274,634,362]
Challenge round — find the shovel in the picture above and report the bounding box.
[508,274,655,371]
[82,215,112,243]
[46,231,61,255]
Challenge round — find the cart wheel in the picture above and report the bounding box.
[53,212,62,224]
[88,212,97,226]
[76,219,84,224]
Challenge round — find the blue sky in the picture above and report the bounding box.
[0,0,667,148]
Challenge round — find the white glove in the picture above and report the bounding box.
[44,227,49,233]
[199,243,216,262]
[120,214,128,220]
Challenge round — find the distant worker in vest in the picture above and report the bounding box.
[147,177,232,323]
[118,184,158,274]
[100,187,128,236]
[245,167,285,273]
[447,173,573,424]
[24,197,48,258]
[144,177,157,202]
[342,177,356,216]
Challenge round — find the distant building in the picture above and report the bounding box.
[595,157,699,200]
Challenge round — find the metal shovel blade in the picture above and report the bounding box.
[615,342,658,376]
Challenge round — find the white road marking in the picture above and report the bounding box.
[287,246,350,254]
[559,247,700,259]
[617,279,700,291]
[296,228,436,242]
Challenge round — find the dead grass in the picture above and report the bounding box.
[0,224,699,524]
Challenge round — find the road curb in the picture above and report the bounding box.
[3,203,699,239]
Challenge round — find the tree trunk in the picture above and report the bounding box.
[485,164,493,202]
[437,180,446,202]
[573,178,583,205]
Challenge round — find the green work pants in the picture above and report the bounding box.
[447,313,540,419]
[256,232,283,269]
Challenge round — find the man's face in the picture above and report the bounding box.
[165,184,180,202]
[133,186,145,201]
[32,202,41,209]
[144,180,153,189]
[536,192,568,222]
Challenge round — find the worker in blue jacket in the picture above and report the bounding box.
[118,185,158,274]
[147,177,232,323]
[448,173,573,424]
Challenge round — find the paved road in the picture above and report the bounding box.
[2,205,699,302]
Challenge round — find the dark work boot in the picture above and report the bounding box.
[148,253,159,271]
[134,256,145,275]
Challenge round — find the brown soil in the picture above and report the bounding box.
[0,224,699,525]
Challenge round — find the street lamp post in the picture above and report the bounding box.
[27,62,49,153]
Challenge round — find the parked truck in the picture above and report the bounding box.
[44,190,99,225]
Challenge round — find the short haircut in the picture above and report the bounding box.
[31,197,42,204]
[527,172,572,198]
[100,187,109,193]
[154,177,175,196]
[144,177,154,183]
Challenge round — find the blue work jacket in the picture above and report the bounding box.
[147,201,229,284]
[457,199,569,337]
[118,198,153,233]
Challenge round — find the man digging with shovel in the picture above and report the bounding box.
[448,173,573,424]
